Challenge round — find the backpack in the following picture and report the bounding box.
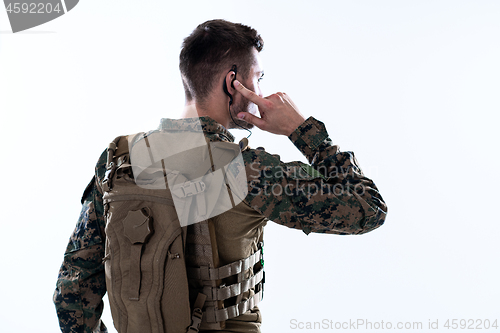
[100,131,264,333]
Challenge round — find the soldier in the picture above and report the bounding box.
[54,19,387,333]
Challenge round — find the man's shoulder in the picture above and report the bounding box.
[242,145,281,169]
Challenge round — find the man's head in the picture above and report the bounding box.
[179,19,264,128]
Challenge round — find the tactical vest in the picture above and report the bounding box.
[101,131,264,333]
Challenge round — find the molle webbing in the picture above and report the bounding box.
[204,289,263,323]
[187,243,264,324]
[187,248,263,281]
[185,221,220,267]
[203,267,264,302]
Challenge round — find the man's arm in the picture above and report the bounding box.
[53,152,108,333]
[234,81,387,235]
[243,117,386,235]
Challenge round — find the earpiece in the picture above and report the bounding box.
[222,64,251,138]
[222,65,238,105]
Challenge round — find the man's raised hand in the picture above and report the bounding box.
[234,80,306,136]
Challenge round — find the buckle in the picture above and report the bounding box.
[173,180,206,197]
[187,308,203,332]
[192,308,203,320]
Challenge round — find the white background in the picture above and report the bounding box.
[1,1,499,332]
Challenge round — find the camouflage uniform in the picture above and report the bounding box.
[54,116,387,333]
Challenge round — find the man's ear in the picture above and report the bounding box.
[223,70,237,96]
[222,71,237,106]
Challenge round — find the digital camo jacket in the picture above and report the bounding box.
[53,116,387,333]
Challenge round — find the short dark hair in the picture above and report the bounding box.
[179,19,264,104]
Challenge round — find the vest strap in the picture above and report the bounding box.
[102,136,122,192]
[203,266,264,301]
[187,293,207,332]
[203,289,263,323]
[187,246,263,281]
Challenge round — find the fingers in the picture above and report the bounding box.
[237,112,266,129]
[234,81,304,135]
[233,80,268,107]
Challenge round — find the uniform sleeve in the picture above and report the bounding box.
[53,151,109,333]
[243,117,387,235]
